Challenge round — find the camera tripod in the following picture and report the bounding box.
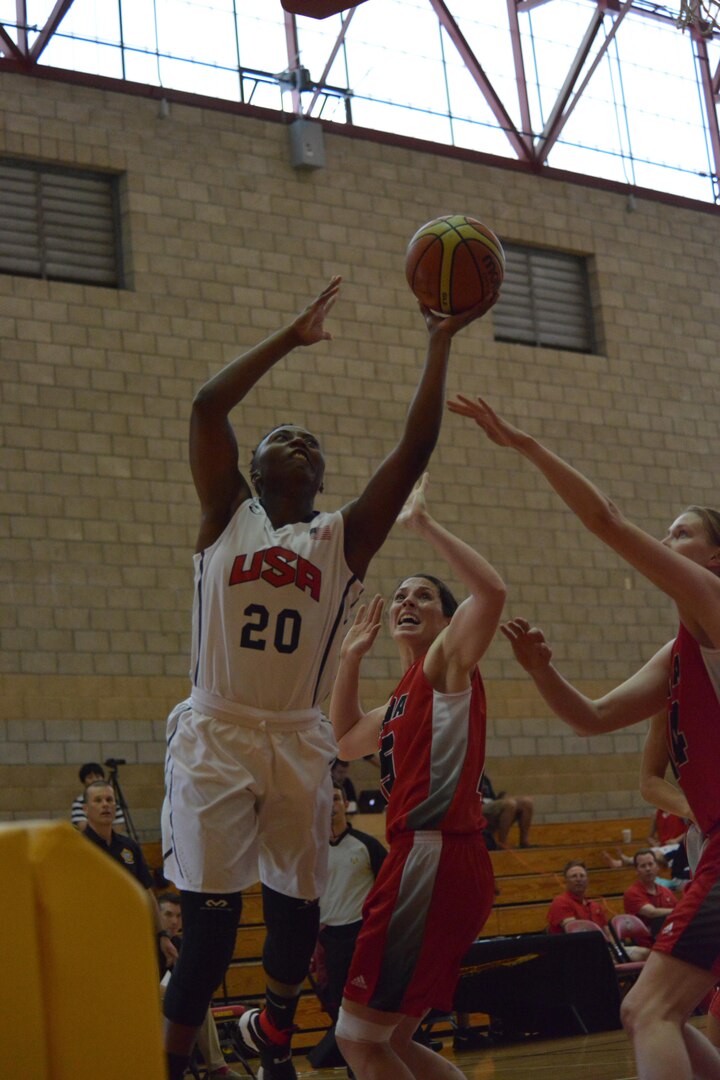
[105,758,138,841]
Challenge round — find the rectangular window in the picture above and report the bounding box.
[0,160,122,287]
[493,244,595,353]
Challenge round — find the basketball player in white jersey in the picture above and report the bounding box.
[161,276,495,1080]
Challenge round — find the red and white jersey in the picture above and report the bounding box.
[667,622,720,835]
[379,657,487,840]
[190,498,362,716]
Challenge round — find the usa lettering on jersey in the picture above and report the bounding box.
[668,649,689,776]
[228,545,322,601]
[380,693,408,800]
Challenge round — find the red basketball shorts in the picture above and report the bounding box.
[653,828,720,974]
[343,829,494,1017]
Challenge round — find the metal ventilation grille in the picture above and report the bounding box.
[0,161,121,287]
[494,244,594,353]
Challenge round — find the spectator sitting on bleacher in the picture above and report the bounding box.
[158,893,243,1080]
[603,712,692,890]
[604,829,690,889]
[81,780,177,971]
[650,808,688,851]
[70,761,126,833]
[603,809,689,874]
[547,860,608,934]
[480,773,534,848]
[623,850,677,939]
[547,860,649,962]
[331,759,358,814]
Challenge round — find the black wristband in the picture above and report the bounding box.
[157,929,170,940]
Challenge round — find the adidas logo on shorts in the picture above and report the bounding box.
[351,975,368,989]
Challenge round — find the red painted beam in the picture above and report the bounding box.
[15,0,27,56]
[30,0,77,62]
[536,0,633,163]
[692,31,720,198]
[304,6,358,117]
[428,0,532,160]
[506,0,534,156]
[0,23,24,60]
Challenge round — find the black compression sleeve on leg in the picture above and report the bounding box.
[163,890,243,1027]
[261,884,320,986]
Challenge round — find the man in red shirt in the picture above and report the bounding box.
[623,850,677,939]
[547,861,608,934]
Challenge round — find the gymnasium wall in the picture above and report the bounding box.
[2,70,719,838]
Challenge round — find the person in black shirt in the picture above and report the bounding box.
[82,780,177,970]
[318,785,387,1014]
[331,759,359,813]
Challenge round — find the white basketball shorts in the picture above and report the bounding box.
[161,700,337,898]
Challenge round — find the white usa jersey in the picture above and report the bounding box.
[189,498,363,715]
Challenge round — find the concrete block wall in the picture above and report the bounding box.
[2,71,719,837]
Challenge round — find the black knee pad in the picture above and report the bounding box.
[164,890,243,1027]
[262,885,320,986]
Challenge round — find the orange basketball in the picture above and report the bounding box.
[405,215,505,315]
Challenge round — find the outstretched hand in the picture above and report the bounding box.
[396,472,431,532]
[447,394,526,450]
[340,595,385,662]
[500,618,553,673]
[420,291,500,338]
[293,276,342,346]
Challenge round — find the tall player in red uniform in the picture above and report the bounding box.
[449,394,720,1080]
[329,474,506,1080]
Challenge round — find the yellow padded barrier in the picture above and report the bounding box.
[0,825,48,1078]
[1,821,166,1080]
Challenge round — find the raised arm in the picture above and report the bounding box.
[640,710,695,823]
[398,475,507,691]
[190,277,341,551]
[330,595,389,761]
[500,618,671,734]
[342,298,496,580]
[449,395,720,649]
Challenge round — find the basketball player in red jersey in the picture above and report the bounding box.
[161,279,494,1080]
[449,394,720,1080]
[330,474,506,1080]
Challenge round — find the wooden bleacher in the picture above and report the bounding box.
[142,813,658,1051]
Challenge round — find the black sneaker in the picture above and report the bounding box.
[256,1063,297,1080]
[237,1008,297,1080]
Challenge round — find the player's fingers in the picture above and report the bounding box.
[367,594,384,619]
[446,399,475,416]
[352,603,367,625]
[451,393,477,409]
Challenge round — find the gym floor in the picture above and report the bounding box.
[289,1018,709,1080]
